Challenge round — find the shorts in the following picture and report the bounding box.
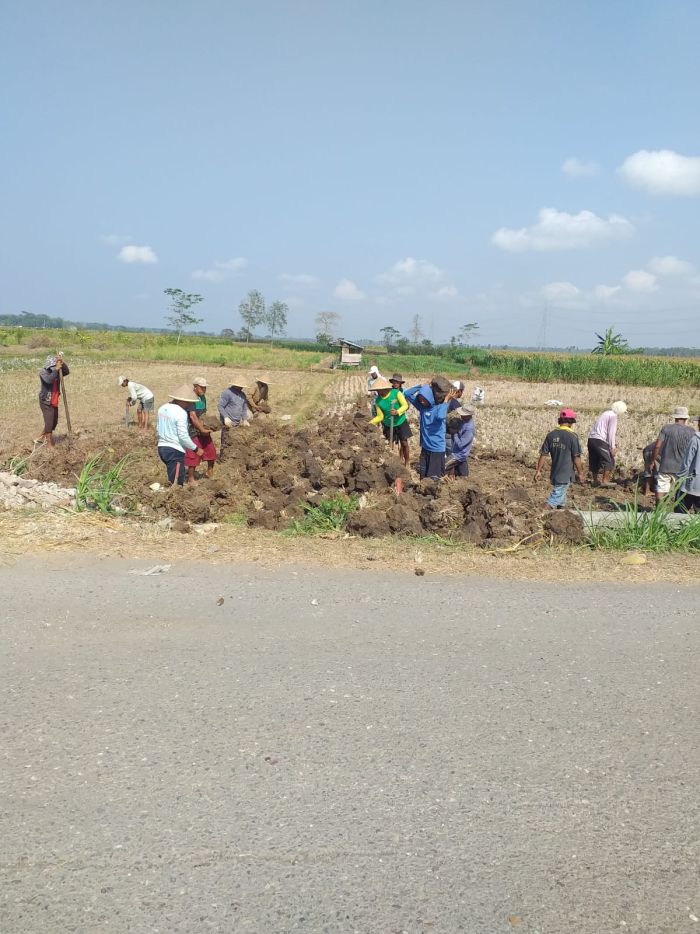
[40,402,59,433]
[547,482,570,508]
[656,473,678,495]
[588,438,614,472]
[382,420,412,443]
[158,446,185,486]
[138,397,154,412]
[184,435,217,467]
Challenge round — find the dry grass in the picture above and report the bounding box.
[0,509,698,584]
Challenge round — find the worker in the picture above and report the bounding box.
[184,377,217,483]
[156,385,203,486]
[534,409,584,509]
[587,400,627,486]
[676,414,700,512]
[640,442,658,497]
[36,353,70,447]
[248,377,271,415]
[218,378,251,460]
[404,376,459,479]
[650,406,696,504]
[367,364,384,416]
[446,381,465,455]
[118,376,155,431]
[368,374,412,467]
[445,405,476,477]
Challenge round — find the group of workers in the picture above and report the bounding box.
[35,355,700,512]
[367,367,478,480]
[535,402,700,512]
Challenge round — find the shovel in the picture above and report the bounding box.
[58,363,72,435]
[123,401,132,428]
[389,415,395,446]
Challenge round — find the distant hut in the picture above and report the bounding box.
[335,338,363,367]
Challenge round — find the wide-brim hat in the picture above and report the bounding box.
[170,384,198,403]
[672,406,689,419]
[253,376,268,385]
[389,373,405,384]
[227,377,246,389]
[454,404,475,417]
[371,377,393,391]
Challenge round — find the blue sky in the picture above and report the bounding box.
[2,0,699,347]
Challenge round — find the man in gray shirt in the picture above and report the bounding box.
[651,406,696,503]
[677,414,700,513]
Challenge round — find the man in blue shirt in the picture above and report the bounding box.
[218,379,251,460]
[404,376,458,479]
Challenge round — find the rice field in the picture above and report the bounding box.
[2,360,699,471]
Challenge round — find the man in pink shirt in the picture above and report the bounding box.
[587,401,627,485]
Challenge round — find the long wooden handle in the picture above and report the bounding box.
[59,370,72,434]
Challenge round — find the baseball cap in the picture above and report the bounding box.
[560,408,577,420]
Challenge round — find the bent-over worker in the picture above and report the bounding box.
[218,379,250,460]
[446,405,475,477]
[119,376,154,431]
[185,377,217,483]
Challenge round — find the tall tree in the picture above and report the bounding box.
[592,327,629,356]
[265,300,288,346]
[458,322,479,345]
[238,290,266,343]
[409,313,424,345]
[164,288,204,344]
[380,325,401,351]
[315,311,341,345]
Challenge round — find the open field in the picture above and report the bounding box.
[2,327,700,386]
[2,360,699,470]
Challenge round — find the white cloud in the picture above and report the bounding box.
[648,255,694,277]
[101,233,132,246]
[378,257,445,285]
[279,273,320,288]
[117,245,158,264]
[333,278,365,300]
[593,284,621,302]
[492,208,634,252]
[541,281,582,302]
[192,257,248,282]
[561,157,600,178]
[622,269,658,293]
[432,284,459,300]
[618,149,700,196]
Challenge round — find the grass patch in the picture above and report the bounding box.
[286,493,359,535]
[587,492,700,553]
[222,511,248,526]
[75,453,131,513]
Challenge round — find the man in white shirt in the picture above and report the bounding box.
[156,385,202,486]
[119,376,155,431]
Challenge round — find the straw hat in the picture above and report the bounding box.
[170,384,198,403]
[371,377,393,391]
[389,373,405,384]
[227,377,246,389]
[192,376,207,388]
[454,404,475,417]
[672,406,689,419]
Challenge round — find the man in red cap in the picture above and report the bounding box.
[534,409,584,509]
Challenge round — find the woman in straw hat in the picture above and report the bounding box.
[368,374,412,467]
[156,385,203,486]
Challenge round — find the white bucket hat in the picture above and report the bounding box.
[192,376,207,387]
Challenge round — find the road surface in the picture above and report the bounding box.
[1,556,698,933]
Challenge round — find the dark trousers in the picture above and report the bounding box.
[675,491,700,513]
[158,446,185,486]
[452,459,469,477]
[419,448,446,480]
[40,402,59,433]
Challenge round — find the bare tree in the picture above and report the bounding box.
[409,314,424,345]
[315,311,341,345]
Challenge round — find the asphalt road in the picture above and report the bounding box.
[1,556,698,934]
